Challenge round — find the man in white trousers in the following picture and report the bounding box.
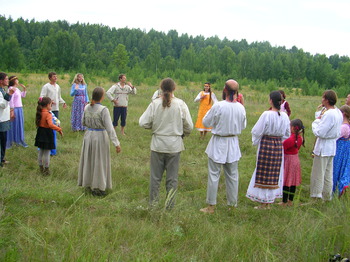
[200,79,246,214]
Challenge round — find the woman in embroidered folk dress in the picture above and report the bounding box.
[78,87,121,197]
[6,76,28,148]
[194,82,217,139]
[279,119,305,206]
[246,91,290,209]
[71,73,89,131]
[332,105,350,197]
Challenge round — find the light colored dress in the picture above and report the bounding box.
[246,110,290,203]
[78,103,120,191]
[194,91,217,131]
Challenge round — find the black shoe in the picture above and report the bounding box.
[92,189,107,197]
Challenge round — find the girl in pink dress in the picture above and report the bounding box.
[280,119,305,206]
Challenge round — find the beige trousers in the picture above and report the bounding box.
[310,155,334,200]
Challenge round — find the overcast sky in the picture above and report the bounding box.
[2,0,349,57]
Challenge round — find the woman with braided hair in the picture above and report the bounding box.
[279,119,305,206]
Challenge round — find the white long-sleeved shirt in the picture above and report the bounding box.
[40,83,65,111]
[251,110,290,146]
[312,107,343,156]
[106,83,136,107]
[194,91,218,104]
[0,89,10,122]
[203,100,246,164]
[139,97,193,153]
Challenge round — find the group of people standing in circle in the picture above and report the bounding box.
[194,81,349,212]
[1,71,349,211]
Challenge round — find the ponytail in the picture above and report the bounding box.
[222,84,237,102]
[291,119,305,148]
[160,78,176,108]
[36,97,51,127]
[270,91,282,115]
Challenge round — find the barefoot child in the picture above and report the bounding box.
[281,119,305,206]
[34,97,63,175]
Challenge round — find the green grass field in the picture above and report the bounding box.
[1,73,349,261]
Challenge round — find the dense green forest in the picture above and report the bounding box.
[1,16,350,96]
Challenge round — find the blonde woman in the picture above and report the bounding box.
[71,73,89,131]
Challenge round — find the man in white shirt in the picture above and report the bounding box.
[40,72,66,118]
[106,74,136,135]
[310,90,343,201]
[139,78,193,209]
[200,79,247,214]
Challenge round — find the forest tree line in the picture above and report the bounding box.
[1,16,350,96]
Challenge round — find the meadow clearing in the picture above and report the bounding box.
[0,73,349,261]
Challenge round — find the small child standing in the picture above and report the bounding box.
[280,119,305,206]
[34,97,63,175]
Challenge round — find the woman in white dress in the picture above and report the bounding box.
[246,91,290,209]
[78,87,121,196]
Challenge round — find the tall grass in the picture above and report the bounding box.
[0,73,349,261]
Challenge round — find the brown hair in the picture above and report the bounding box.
[48,72,57,80]
[340,105,350,122]
[160,78,175,108]
[323,90,337,106]
[9,76,18,87]
[0,72,7,81]
[279,90,286,100]
[118,74,126,80]
[36,97,52,127]
[203,82,212,105]
[90,87,105,106]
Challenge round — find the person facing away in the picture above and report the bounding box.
[199,79,247,214]
[7,75,28,148]
[310,90,343,201]
[78,87,121,197]
[106,74,136,136]
[139,78,193,209]
[246,91,290,209]
[280,119,305,207]
[70,73,89,131]
[40,72,66,119]
[34,97,63,176]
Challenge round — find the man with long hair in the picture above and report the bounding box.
[139,78,193,209]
